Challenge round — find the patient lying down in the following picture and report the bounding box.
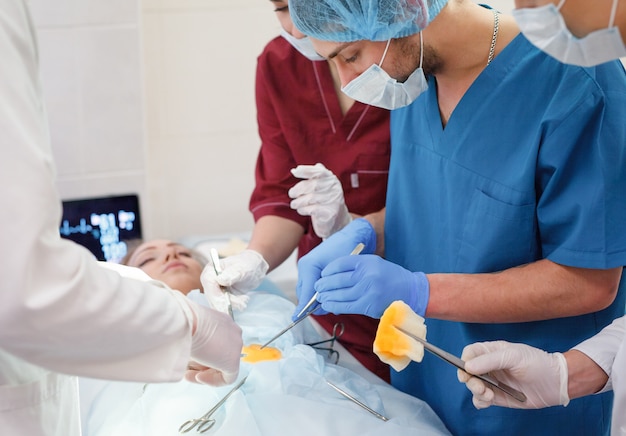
[83,240,451,436]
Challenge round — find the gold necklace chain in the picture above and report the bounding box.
[487,9,500,65]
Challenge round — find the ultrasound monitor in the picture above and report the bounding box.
[59,194,143,263]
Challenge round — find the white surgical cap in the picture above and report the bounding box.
[289,0,449,42]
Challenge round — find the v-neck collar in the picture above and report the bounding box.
[312,61,372,138]
[426,33,527,142]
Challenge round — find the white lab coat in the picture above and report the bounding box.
[574,316,626,435]
[0,1,195,434]
[0,351,81,436]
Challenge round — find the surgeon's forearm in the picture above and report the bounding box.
[425,259,621,323]
[563,350,609,400]
[363,208,386,256]
[248,215,304,271]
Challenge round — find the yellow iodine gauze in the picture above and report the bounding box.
[373,300,426,372]
[241,344,282,363]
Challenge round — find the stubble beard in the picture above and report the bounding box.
[396,35,443,79]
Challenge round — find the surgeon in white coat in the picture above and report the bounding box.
[0,1,242,435]
[458,1,626,435]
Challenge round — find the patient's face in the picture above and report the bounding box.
[127,240,203,295]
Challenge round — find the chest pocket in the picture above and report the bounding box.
[344,153,390,215]
[456,188,537,273]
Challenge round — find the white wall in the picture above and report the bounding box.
[30,0,280,242]
[141,0,279,240]
[496,0,515,12]
[29,0,149,228]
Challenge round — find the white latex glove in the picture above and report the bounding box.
[289,163,352,239]
[172,291,242,386]
[99,263,241,385]
[200,249,269,313]
[457,341,570,409]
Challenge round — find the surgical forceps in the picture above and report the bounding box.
[325,380,389,421]
[296,243,365,319]
[394,326,527,403]
[306,322,344,364]
[209,248,234,319]
[179,376,247,434]
[258,300,319,349]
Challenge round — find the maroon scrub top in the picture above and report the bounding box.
[250,36,391,382]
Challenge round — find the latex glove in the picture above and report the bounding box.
[289,163,352,239]
[172,292,243,386]
[293,218,376,319]
[200,250,269,313]
[458,341,570,409]
[315,254,429,318]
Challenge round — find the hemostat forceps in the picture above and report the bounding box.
[306,322,344,364]
[296,243,365,319]
[209,248,234,319]
[179,376,247,434]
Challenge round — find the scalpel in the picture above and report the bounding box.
[394,326,527,403]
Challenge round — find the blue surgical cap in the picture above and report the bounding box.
[289,0,449,42]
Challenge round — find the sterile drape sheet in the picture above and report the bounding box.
[82,293,451,436]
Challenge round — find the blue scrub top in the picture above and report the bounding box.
[386,34,626,436]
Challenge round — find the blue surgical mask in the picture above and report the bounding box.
[512,0,626,67]
[280,29,325,61]
[341,32,428,110]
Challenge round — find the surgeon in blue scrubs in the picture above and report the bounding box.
[288,0,626,434]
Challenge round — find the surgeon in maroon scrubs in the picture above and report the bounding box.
[201,0,392,381]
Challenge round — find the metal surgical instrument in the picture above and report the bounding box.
[394,326,527,403]
[306,322,345,364]
[179,376,247,434]
[261,243,365,349]
[325,380,389,421]
[258,301,319,349]
[209,248,234,319]
[295,242,366,319]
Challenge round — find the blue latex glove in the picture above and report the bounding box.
[315,254,430,319]
[293,218,376,319]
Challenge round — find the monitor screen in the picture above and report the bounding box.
[59,194,143,263]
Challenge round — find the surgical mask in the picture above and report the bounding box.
[512,0,626,67]
[280,29,325,61]
[341,32,428,110]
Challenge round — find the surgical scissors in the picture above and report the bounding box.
[209,248,234,319]
[179,376,247,434]
[296,243,365,319]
